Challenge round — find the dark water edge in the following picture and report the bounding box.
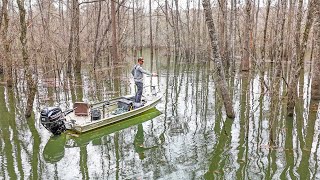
[0,58,319,179]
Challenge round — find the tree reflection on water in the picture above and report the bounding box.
[0,60,319,179]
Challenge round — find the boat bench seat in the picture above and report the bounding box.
[74,102,89,116]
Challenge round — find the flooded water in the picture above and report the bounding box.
[0,56,319,179]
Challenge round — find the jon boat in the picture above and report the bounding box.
[40,94,162,135]
[42,109,162,163]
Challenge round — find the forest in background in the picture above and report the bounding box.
[0,0,319,118]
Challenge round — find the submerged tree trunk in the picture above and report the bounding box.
[202,0,235,119]
[17,0,36,118]
[311,0,320,100]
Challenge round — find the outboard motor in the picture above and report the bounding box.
[40,107,66,135]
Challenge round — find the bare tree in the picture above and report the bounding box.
[287,0,315,116]
[202,0,235,119]
[17,0,36,118]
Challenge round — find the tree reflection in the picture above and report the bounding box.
[134,124,146,160]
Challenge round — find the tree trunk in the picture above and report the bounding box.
[202,0,235,119]
[165,0,170,56]
[139,2,143,56]
[93,0,102,69]
[17,0,36,118]
[0,0,5,75]
[0,1,3,30]
[287,0,315,116]
[299,0,316,67]
[219,0,228,70]
[274,0,287,77]
[94,0,125,65]
[149,0,153,62]
[132,0,137,59]
[286,0,303,116]
[1,0,12,87]
[241,0,251,71]
[74,0,81,73]
[67,0,81,73]
[229,0,236,71]
[311,0,320,100]
[253,0,260,59]
[111,0,118,63]
[67,0,74,73]
[174,0,180,56]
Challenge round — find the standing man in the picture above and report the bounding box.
[131,57,157,103]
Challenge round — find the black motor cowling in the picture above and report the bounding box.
[40,107,66,135]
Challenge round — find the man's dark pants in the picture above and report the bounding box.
[135,82,143,103]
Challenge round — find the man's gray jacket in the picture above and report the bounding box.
[131,64,152,83]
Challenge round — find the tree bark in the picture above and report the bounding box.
[17,0,36,118]
[311,0,320,99]
[202,0,235,119]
